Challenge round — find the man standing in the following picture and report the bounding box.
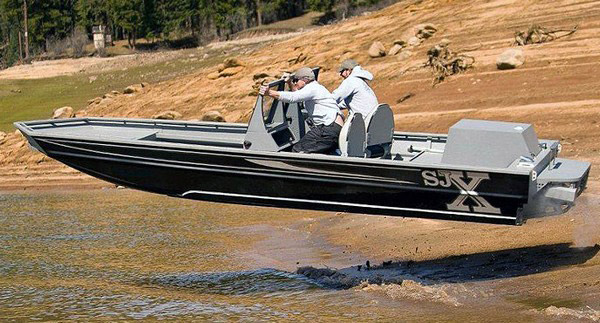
[259,67,343,154]
[332,59,379,117]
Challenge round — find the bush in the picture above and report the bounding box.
[46,27,90,59]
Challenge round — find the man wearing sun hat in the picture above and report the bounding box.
[333,59,379,117]
[259,67,344,154]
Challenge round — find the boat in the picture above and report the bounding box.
[14,70,590,225]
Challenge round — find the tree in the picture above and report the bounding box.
[108,0,145,49]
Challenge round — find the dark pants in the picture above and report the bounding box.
[292,123,342,154]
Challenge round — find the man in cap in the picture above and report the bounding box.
[332,59,379,117]
[259,67,344,154]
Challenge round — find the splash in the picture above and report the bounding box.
[573,196,600,248]
[539,306,600,321]
[359,280,461,306]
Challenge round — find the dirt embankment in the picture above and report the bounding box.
[1,0,600,190]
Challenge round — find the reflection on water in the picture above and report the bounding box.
[0,189,412,321]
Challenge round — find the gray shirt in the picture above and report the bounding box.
[278,81,340,126]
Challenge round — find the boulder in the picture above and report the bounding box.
[393,39,407,46]
[207,72,220,80]
[496,49,525,70]
[439,38,451,47]
[223,57,245,68]
[52,106,74,119]
[398,50,413,60]
[74,110,88,118]
[407,36,422,47]
[368,41,386,58]
[88,97,102,105]
[219,66,244,77]
[388,44,403,56]
[201,110,225,122]
[414,23,438,39]
[152,111,182,120]
[123,85,140,94]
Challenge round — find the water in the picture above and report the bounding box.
[0,190,404,321]
[1,189,598,321]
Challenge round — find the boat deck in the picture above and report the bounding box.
[16,117,557,173]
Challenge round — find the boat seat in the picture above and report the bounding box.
[339,112,366,157]
[364,103,394,158]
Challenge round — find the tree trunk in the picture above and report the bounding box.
[256,0,262,26]
[23,0,29,63]
[132,29,136,50]
[18,31,23,63]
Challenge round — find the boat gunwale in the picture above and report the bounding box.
[15,118,536,175]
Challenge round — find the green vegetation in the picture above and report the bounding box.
[0,49,222,132]
[1,1,398,69]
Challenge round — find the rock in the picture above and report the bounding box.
[141,82,149,88]
[88,97,102,105]
[14,129,23,137]
[99,97,113,105]
[407,36,422,47]
[52,106,74,119]
[496,49,525,70]
[368,41,386,58]
[223,57,245,68]
[88,76,97,83]
[0,131,6,144]
[202,53,209,59]
[207,72,220,80]
[201,110,225,122]
[219,66,244,77]
[152,111,182,120]
[388,44,403,56]
[439,38,451,47]
[398,50,413,60]
[103,93,114,99]
[414,23,438,39]
[111,90,120,95]
[393,39,407,46]
[74,110,88,118]
[123,86,137,94]
[253,72,269,80]
[217,63,226,72]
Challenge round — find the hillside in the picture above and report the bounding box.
[1,0,600,190]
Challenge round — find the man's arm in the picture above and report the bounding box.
[332,79,354,104]
[260,84,315,103]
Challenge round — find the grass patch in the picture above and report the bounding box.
[0,49,223,133]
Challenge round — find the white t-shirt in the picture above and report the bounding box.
[278,81,340,126]
[332,66,379,117]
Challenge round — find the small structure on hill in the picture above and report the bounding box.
[92,25,112,50]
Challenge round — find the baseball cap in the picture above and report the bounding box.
[338,59,358,72]
[293,67,315,81]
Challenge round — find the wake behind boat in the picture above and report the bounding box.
[14,73,590,225]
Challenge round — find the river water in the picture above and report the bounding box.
[1,189,599,321]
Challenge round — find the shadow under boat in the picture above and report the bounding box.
[141,244,599,293]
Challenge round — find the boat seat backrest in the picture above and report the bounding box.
[364,104,394,157]
[339,112,366,157]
